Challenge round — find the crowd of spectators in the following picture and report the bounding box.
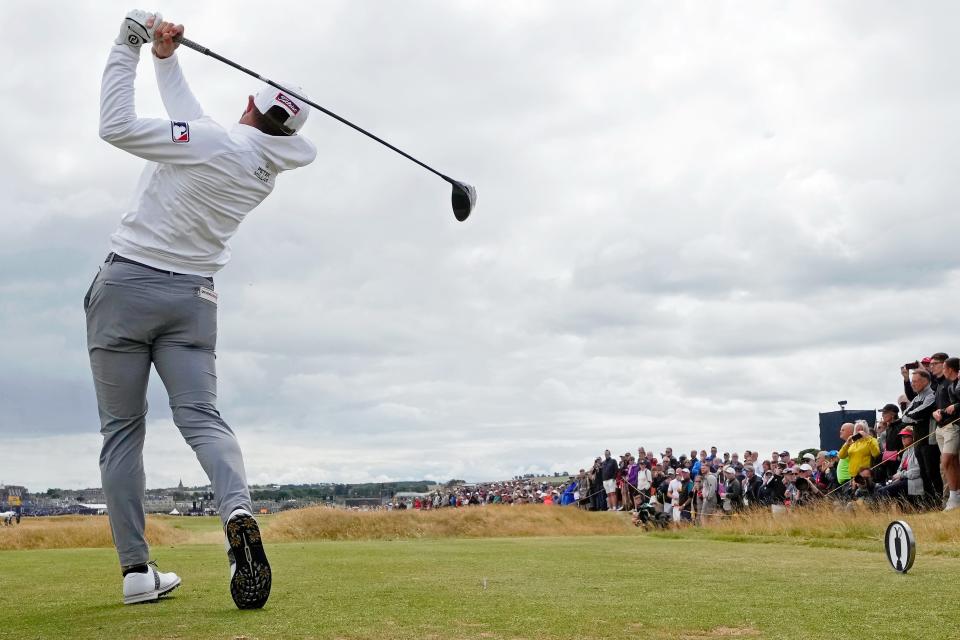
[395,354,960,522]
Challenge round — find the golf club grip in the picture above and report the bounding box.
[175,36,206,54]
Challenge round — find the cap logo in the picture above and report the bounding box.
[274,92,301,115]
[171,121,190,143]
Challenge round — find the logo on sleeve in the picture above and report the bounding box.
[274,93,300,115]
[171,121,190,143]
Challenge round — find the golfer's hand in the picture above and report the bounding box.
[152,21,184,59]
[934,409,943,422]
[115,10,161,48]
[947,405,956,416]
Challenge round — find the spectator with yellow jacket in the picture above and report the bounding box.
[838,420,881,478]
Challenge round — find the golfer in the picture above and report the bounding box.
[86,10,316,608]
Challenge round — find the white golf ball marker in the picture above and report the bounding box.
[884,520,916,573]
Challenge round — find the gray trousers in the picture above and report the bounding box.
[85,258,252,568]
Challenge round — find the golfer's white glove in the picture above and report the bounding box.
[115,9,162,48]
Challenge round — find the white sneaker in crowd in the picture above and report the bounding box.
[122,563,181,605]
[224,508,272,609]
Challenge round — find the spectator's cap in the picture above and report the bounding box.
[827,450,839,457]
[681,468,691,475]
[763,470,773,477]
[881,403,900,415]
[744,466,755,474]
[899,426,915,436]
[723,466,736,474]
[922,357,932,364]
[802,453,816,461]
[799,463,812,472]
[779,451,790,456]
[667,468,676,475]
[785,467,797,475]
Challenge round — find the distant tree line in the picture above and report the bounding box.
[249,481,432,502]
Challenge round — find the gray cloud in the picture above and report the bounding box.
[2,1,959,489]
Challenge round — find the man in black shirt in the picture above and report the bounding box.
[601,450,620,511]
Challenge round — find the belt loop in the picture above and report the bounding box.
[107,252,116,265]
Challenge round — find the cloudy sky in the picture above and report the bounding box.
[2,2,958,491]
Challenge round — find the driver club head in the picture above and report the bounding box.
[450,180,477,221]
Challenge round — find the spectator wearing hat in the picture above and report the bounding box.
[875,403,902,484]
[742,466,762,507]
[757,467,785,508]
[657,468,675,517]
[655,467,670,515]
[783,467,799,507]
[838,420,880,479]
[722,467,743,513]
[796,464,822,502]
[877,426,923,504]
[814,452,836,493]
[900,368,942,502]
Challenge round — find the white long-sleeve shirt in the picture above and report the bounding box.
[99,44,317,276]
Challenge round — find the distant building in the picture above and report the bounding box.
[0,485,27,508]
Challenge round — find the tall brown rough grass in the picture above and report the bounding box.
[694,502,960,556]
[0,516,189,551]
[264,504,634,542]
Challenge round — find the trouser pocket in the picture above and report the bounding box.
[83,269,101,312]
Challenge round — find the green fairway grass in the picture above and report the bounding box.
[1,533,957,640]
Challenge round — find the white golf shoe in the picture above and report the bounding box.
[122,563,181,604]
[224,508,271,609]
[945,494,960,512]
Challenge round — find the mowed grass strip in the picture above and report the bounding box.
[0,535,957,640]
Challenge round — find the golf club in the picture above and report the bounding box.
[175,35,476,222]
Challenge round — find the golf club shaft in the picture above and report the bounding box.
[176,37,454,185]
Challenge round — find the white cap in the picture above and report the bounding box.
[253,83,310,133]
[724,466,736,474]
[799,463,813,472]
